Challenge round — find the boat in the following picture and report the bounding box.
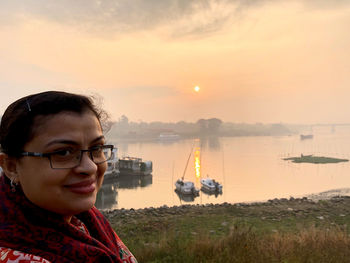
[174,144,199,196]
[175,179,199,195]
[158,133,180,141]
[118,156,152,176]
[104,148,119,179]
[200,177,223,192]
[300,134,313,140]
[301,154,313,157]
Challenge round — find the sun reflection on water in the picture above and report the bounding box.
[194,147,201,178]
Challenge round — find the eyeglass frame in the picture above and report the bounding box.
[20,144,114,169]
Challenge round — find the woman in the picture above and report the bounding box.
[0,91,137,263]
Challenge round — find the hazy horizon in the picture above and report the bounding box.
[110,116,350,126]
[1,0,350,124]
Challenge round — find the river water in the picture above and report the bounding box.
[96,125,350,210]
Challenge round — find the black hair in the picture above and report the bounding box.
[0,91,108,157]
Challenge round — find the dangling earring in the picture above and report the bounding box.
[10,179,18,192]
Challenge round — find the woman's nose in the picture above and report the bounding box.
[74,151,98,174]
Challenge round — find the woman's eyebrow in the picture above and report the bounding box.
[91,136,105,144]
[45,136,105,147]
[45,139,79,147]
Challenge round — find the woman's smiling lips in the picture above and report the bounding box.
[64,179,96,194]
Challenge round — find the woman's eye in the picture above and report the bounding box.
[55,149,74,156]
[91,145,103,151]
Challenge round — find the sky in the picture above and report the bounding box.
[1,0,350,124]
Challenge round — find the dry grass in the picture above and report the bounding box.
[108,198,350,262]
[133,225,350,263]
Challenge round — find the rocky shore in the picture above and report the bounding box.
[103,196,350,232]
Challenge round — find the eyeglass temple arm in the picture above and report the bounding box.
[21,152,45,157]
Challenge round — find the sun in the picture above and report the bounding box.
[194,86,200,92]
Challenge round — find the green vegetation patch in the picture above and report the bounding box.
[283,155,349,164]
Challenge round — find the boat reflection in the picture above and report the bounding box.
[116,173,153,189]
[96,174,153,209]
[200,187,223,198]
[96,182,118,210]
[174,189,199,202]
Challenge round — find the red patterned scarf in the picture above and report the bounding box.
[0,175,122,262]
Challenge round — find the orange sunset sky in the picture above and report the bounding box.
[1,0,350,123]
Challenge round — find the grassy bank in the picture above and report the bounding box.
[103,197,350,262]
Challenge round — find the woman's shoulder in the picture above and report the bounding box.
[0,247,51,263]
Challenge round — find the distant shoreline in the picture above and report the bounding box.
[108,133,295,144]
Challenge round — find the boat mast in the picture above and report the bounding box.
[182,145,194,180]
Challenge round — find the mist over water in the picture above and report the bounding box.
[96,125,350,210]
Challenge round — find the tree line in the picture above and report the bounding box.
[106,115,294,141]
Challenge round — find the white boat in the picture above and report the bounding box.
[200,178,223,192]
[300,134,313,140]
[158,133,180,141]
[175,179,199,195]
[118,156,153,176]
[174,145,199,196]
[104,148,119,178]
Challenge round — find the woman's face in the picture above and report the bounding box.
[16,111,107,219]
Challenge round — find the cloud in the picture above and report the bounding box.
[0,0,267,37]
[2,0,350,38]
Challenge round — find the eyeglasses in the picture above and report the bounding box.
[21,145,114,169]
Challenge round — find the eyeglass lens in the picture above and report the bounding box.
[50,147,112,169]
